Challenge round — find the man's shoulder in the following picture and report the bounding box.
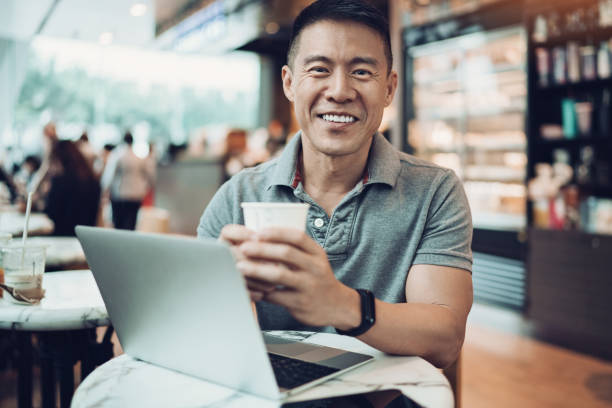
[395,150,455,180]
[226,157,281,186]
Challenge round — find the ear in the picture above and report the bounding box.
[384,70,398,107]
[281,65,295,102]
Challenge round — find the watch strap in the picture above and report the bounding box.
[335,288,376,337]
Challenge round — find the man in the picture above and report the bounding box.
[198,0,472,369]
[101,131,155,230]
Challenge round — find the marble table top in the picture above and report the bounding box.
[72,331,453,408]
[26,236,87,268]
[0,270,109,331]
[0,210,54,237]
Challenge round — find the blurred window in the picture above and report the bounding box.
[13,36,260,152]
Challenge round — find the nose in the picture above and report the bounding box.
[325,71,356,103]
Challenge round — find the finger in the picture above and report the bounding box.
[219,224,256,245]
[239,241,310,269]
[236,260,302,288]
[255,227,321,255]
[245,277,277,293]
[250,290,264,302]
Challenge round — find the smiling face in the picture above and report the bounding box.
[282,20,397,160]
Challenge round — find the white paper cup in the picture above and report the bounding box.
[241,202,310,232]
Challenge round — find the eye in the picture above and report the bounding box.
[308,66,329,74]
[352,69,372,77]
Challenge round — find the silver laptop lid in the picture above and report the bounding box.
[75,226,280,399]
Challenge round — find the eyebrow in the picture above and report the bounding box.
[302,55,380,68]
[302,55,333,66]
[349,57,379,67]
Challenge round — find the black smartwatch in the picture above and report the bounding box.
[335,289,376,337]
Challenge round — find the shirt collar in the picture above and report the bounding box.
[266,131,401,190]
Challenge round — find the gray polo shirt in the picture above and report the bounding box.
[198,132,472,331]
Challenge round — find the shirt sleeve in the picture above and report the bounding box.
[197,180,235,239]
[413,169,473,272]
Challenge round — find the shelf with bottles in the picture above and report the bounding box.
[527,149,612,235]
[529,0,612,88]
[530,85,612,146]
[528,193,612,235]
[532,41,609,88]
[528,0,603,42]
[531,26,612,48]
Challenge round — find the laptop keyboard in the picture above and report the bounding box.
[268,353,340,389]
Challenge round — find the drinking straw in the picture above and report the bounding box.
[20,192,33,270]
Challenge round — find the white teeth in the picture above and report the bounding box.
[322,114,355,123]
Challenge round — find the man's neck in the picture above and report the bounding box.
[300,139,371,216]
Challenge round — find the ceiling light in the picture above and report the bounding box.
[130,3,147,17]
[99,32,114,46]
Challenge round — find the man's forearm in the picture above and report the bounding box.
[357,300,465,368]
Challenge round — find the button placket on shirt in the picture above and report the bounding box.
[313,217,325,228]
[308,209,328,245]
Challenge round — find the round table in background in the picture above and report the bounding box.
[0,270,111,408]
[0,210,55,237]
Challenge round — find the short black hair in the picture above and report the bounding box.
[287,0,392,74]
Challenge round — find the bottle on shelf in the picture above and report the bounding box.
[598,89,611,135]
[567,42,581,82]
[574,100,594,136]
[535,47,550,87]
[561,98,578,138]
[597,41,611,79]
[580,44,597,81]
[553,46,567,84]
[576,146,595,184]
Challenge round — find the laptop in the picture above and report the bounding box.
[75,226,373,400]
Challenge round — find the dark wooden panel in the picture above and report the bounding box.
[527,229,612,359]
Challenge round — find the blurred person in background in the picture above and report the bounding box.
[141,142,157,208]
[23,121,59,211]
[76,130,100,177]
[101,131,156,230]
[13,155,42,194]
[265,119,288,159]
[222,129,249,180]
[0,165,18,204]
[99,144,116,173]
[44,140,100,236]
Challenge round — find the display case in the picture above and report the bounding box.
[403,1,528,310]
[407,26,527,231]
